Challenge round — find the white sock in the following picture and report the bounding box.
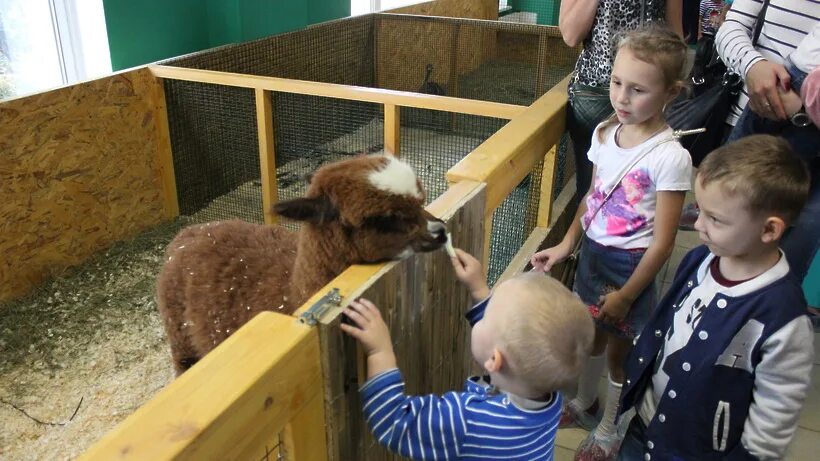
[570,354,605,410]
[595,375,623,439]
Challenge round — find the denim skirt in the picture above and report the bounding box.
[573,235,656,339]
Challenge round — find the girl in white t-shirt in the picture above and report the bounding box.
[531,26,692,460]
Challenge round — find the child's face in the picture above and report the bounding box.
[610,48,671,128]
[693,177,766,258]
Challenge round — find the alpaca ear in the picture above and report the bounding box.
[274,196,339,224]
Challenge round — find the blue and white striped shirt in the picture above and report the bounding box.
[360,300,562,460]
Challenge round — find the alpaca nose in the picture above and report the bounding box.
[427,220,446,240]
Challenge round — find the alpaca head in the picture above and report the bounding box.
[274,154,447,263]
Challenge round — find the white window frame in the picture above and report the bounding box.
[1,0,110,100]
[49,0,84,83]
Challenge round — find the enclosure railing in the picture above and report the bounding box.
[77,71,577,460]
[77,311,326,460]
[447,74,574,270]
[1,11,583,459]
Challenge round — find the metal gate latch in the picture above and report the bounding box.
[298,288,342,325]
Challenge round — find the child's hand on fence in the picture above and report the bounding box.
[341,299,397,379]
[530,242,572,273]
[450,248,490,301]
[597,290,631,326]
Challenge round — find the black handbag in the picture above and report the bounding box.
[569,82,615,135]
[666,0,770,166]
[666,70,742,165]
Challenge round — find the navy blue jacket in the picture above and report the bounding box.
[619,246,808,460]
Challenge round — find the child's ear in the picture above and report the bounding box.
[666,83,683,104]
[483,348,504,373]
[760,216,787,244]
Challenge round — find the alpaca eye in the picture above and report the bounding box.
[363,215,404,233]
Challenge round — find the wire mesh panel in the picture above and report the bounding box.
[374,14,578,105]
[162,16,376,85]
[160,13,578,279]
[164,80,263,223]
[400,107,507,202]
[274,94,383,205]
[488,174,537,285]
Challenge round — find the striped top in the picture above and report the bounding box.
[700,0,726,36]
[361,370,561,460]
[715,0,820,124]
[359,295,561,460]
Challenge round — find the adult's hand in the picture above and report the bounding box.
[746,60,792,120]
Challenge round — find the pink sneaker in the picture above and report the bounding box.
[560,399,601,430]
[574,430,622,461]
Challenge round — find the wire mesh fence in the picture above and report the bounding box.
[160,13,578,280]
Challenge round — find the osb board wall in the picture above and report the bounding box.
[375,16,577,102]
[376,0,499,94]
[0,68,169,303]
[375,16,498,95]
[320,183,486,460]
[495,28,578,69]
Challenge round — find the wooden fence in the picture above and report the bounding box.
[75,69,575,459]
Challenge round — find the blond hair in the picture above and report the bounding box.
[597,25,688,141]
[498,273,594,394]
[698,135,810,224]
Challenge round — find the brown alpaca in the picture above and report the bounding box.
[157,155,447,375]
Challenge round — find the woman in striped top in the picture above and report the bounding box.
[340,251,594,460]
[717,2,819,284]
[716,0,819,127]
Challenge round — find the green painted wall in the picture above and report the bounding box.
[103,0,209,71]
[104,0,350,71]
[804,255,820,307]
[205,0,241,47]
[510,0,560,26]
[237,0,308,42]
[308,0,350,25]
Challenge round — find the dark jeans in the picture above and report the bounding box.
[566,88,613,202]
[567,105,595,202]
[616,416,648,461]
[727,106,820,282]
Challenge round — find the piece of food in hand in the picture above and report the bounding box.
[445,232,456,258]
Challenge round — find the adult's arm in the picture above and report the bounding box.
[666,0,684,38]
[559,0,601,47]
[715,0,790,119]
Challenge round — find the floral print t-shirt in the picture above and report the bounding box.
[583,124,692,249]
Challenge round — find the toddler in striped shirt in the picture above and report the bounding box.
[340,249,595,460]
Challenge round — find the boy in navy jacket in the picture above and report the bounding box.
[617,135,815,460]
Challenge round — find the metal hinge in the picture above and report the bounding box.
[298,288,342,326]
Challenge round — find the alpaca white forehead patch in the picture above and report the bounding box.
[367,155,423,198]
